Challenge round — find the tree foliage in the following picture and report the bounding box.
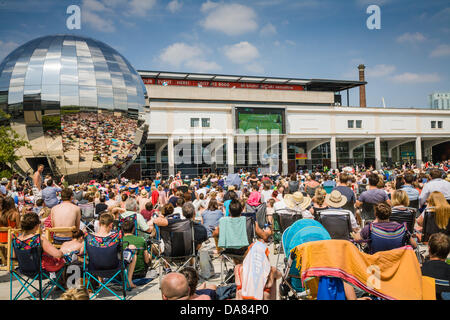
[0,110,31,171]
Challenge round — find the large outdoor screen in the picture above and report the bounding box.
[236,107,285,134]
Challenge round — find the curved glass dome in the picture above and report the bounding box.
[0,35,148,183]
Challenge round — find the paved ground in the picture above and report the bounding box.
[0,240,282,300]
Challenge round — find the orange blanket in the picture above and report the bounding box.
[292,239,435,300]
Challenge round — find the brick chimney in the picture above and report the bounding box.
[358,64,366,108]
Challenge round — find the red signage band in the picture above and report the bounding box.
[142,77,304,91]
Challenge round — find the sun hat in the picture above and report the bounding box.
[0,178,9,185]
[325,190,348,208]
[141,189,148,196]
[284,192,311,210]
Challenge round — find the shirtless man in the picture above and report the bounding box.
[32,164,44,199]
[50,188,81,243]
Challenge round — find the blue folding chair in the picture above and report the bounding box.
[10,234,66,300]
[82,231,129,300]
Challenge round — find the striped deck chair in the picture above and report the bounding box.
[367,222,408,254]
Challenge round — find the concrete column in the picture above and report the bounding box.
[330,136,337,169]
[416,136,422,167]
[375,136,381,170]
[282,135,288,175]
[168,136,174,176]
[227,135,234,174]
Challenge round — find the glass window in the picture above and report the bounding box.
[356,120,362,128]
[202,118,210,128]
[191,118,199,127]
[431,121,436,129]
[348,120,354,128]
[438,121,443,129]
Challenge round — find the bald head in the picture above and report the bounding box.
[160,272,190,300]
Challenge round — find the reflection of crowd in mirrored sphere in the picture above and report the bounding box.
[59,111,138,168]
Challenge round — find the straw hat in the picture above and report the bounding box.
[141,189,148,196]
[284,192,311,210]
[228,185,236,191]
[0,178,8,185]
[325,190,347,208]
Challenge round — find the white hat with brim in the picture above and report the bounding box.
[0,178,8,185]
[284,192,311,210]
[325,190,348,208]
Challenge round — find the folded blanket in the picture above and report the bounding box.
[218,217,249,249]
[293,239,435,300]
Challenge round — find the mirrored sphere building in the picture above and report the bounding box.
[0,35,148,183]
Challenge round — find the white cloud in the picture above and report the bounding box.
[185,59,221,72]
[201,3,258,36]
[430,44,450,58]
[391,72,441,84]
[127,0,156,17]
[223,41,259,64]
[285,40,296,46]
[260,23,277,37]
[81,0,156,31]
[159,42,221,72]
[82,10,116,32]
[245,62,264,74]
[201,0,219,12]
[0,40,19,61]
[167,0,183,13]
[366,64,396,77]
[396,32,426,44]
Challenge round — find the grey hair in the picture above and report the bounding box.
[182,202,195,220]
[125,198,138,212]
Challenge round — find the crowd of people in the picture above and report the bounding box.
[0,160,449,300]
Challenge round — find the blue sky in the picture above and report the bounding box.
[0,0,449,108]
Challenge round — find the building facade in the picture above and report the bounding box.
[430,92,450,110]
[126,70,450,178]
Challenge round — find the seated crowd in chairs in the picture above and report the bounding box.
[2,167,449,301]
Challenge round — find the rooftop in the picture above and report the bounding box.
[138,70,366,92]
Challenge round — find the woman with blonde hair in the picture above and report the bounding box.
[60,287,89,300]
[390,189,416,233]
[309,188,329,219]
[417,191,450,242]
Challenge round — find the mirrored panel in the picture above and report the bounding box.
[0,35,148,183]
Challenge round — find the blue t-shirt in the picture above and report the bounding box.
[202,209,223,237]
[358,189,389,204]
[154,180,161,188]
[224,200,232,217]
[41,186,62,208]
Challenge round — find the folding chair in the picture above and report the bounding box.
[361,202,376,225]
[0,227,15,271]
[245,202,267,229]
[408,199,419,211]
[366,222,408,254]
[273,208,303,268]
[390,207,416,234]
[79,202,96,233]
[156,219,196,286]
[10,233,66,300]
[421,210,448,243]
[218,213,255,285]
[316,211,353,240]
[45,227,76,248]
[82,231,129,300]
